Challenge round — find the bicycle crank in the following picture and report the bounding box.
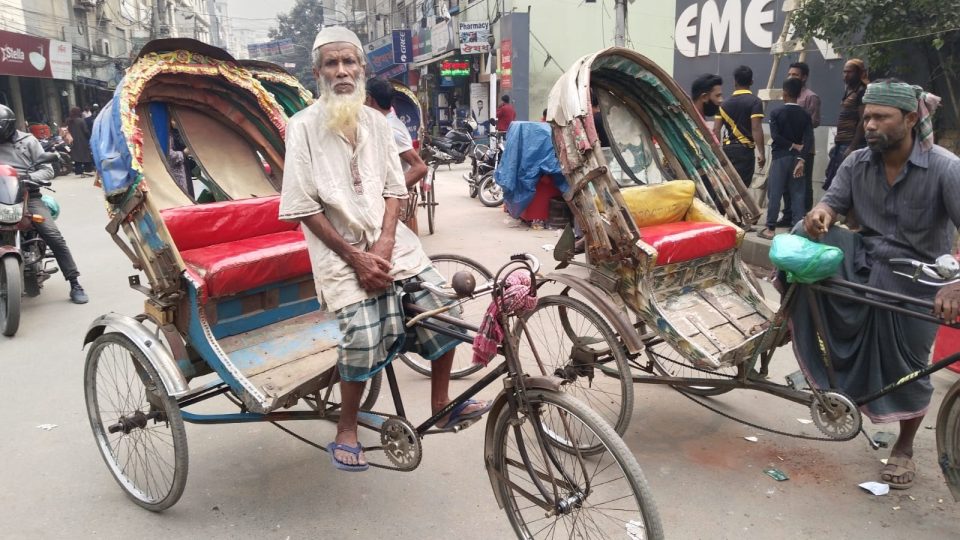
[380,417,422,471]
[809,391,861,441]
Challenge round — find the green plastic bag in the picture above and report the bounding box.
[769,234,843,283]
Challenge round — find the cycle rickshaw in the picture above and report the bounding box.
[83,39,665,537]
[512,47,960,500]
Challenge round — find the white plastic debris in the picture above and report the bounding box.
[880,458,888,465]
[796,418,813,424]
[541,244,555,251]
[858,481,890,496]
[743,436,759,442]
[36,424,58,431]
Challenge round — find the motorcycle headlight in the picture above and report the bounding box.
[0,203,23,224]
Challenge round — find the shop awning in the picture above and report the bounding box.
[411,50,456,69]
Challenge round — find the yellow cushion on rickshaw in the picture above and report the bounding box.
[620,180,696,228]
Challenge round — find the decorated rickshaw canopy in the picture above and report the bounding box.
[91,38,308,202]
[547,47,760,227]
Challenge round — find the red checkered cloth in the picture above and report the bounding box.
[472,272,538,366]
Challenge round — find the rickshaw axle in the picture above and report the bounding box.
[107,410,164,434]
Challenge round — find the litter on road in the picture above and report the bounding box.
[764,468,789,481]
[36,424,58,431]
[858,482,890,496]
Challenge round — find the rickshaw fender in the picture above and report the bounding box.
[542,270,644,354]
[83,313,190,398]
[483,376,566,509]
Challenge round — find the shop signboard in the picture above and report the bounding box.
[392,29,413,64]
[0,30,72,80]
[245,38,294,59]
[500,39,512,90]
[458,21,490,55]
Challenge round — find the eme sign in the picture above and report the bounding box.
[675,0,837,59]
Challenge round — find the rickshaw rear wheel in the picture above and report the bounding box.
[490,389,664,540]
[84,332,188,512]
[646,340,738,397]
[514,295,634,437]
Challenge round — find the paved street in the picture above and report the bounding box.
[1,166,957,539]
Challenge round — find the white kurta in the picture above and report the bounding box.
[279,102,431,311]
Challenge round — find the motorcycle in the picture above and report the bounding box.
[463,131,504,207]
[0,153,61,336]
[40,133,72,177]
[423,117,477,164]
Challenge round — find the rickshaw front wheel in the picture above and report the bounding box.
[84,332,188,512]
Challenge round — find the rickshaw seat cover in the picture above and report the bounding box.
[620,180,696,228]
[178,231,309,298]
[160,195,311,298]
[160,196,295,251]
[640,221,738,265]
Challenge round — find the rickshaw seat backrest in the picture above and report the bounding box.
[619,180,696,228]
[160,196,296,252]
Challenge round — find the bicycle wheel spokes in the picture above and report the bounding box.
[85,334,188,511]
[515,296,634,437]
[493,390,662,539]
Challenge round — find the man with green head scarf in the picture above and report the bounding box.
[795,79,960,490]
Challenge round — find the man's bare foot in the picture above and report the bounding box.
[333,428,367,467]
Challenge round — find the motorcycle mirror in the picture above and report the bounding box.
[36,152,60,165]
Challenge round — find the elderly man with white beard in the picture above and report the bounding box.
[279,27,492,471]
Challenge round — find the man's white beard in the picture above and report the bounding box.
[318,76,365,135]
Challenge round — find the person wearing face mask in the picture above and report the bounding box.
[690,73,723,145]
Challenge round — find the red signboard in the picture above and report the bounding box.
[0,29,72,80]
[500,39,512,90]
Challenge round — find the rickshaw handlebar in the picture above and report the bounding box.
[404,254,541,299]
[890,254,960,287]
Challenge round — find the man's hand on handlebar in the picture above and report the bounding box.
[803,204,835,240]
[934,282,960,323]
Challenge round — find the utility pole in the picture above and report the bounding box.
[614,0,626,47]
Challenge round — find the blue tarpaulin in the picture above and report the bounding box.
[494,122,568,218]
[90,85,137,197]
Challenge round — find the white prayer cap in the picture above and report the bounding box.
[312,26,363,52]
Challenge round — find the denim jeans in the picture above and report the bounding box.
[26,196,79,281]
[765,156,805,229]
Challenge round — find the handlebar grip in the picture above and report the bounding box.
[402,281,424,294]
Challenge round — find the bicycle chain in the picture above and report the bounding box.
[268,412,417,472]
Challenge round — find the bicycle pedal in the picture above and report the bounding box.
[785,370,809,390]
[442,417,481,433]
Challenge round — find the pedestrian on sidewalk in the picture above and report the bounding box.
[759,78,813,240]
[496,94,516,133]
[778,62,821,225]
[67,107,92,177]
[713,65,765,186]
[823,58,869,191]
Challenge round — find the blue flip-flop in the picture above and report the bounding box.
[326,441,370,472]
[438,399,493,430]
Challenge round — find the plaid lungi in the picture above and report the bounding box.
[335,266,463,381]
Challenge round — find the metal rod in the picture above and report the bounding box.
[805,287,839,390]
[856,351,960,406]
[384,363,406,419]
[416,362,509,434]
[180,410,320,425]
[808,283,951,326]
[631,374,813,405]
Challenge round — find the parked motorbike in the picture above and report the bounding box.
[0,153,61,336]
[423,117,477,164]
[39,130,72,177]
[463,131,504,207]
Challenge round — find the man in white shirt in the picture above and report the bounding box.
[279,27,490,472]
[365,76,428,234]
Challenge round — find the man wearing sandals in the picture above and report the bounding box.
[279,27,491,472]
[801,80,960,489]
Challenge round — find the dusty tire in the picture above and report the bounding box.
[478,175,503,207]
[1,256,22,337]
[490,390,664,539]
[84,333,188,511]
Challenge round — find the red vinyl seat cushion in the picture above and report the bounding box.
[178,230,311,298]
[639,221,738,265]
[160,196,312,299]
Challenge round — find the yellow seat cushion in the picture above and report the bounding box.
[620,180,696,228]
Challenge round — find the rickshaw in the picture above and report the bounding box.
[517,47,960,499]
[82,39,665,537]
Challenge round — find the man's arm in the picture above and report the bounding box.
[25,136,55,182]
[803,154,854,238]
[751,116,766,168]
[935,161,960,321]
[299,212,393,292]
[801,115,815,156]
[399,148,428,189]
[712,114,723,142]
[808,94,822,129]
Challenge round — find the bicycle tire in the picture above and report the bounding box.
[646,340,738,397]
[84,333,189,511]
[513,295,634,437]
[399,254,493,379]
[490,389,664,540]
[426,186,436,235]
